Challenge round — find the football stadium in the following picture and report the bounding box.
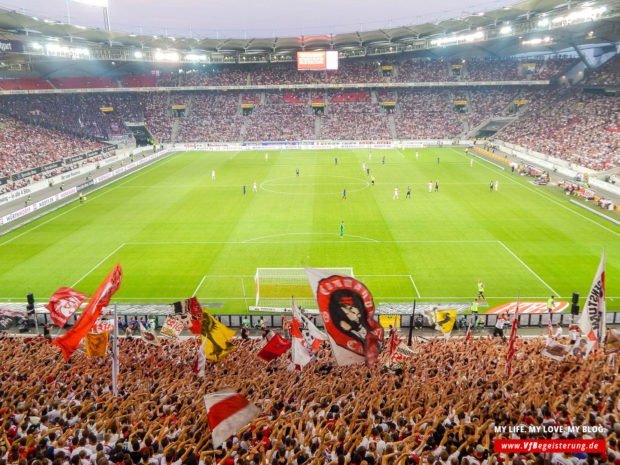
[0,0,619,461]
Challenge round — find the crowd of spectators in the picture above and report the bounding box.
[0,114,104,179]
[394,90,464,139]
[0,333,618,465]
[320,103,392,140]
[498,90,620,170]
[244,103,315,141]
[175,92,243,142]
[0,94,143,140]
[586,56,620,87]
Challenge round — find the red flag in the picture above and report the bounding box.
[257,332,292,362]
[53,264,123,361]
[45,287,89,328]
[172,296,202,334]
[204,389,260,448]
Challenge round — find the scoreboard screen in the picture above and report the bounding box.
[297,51,339,71]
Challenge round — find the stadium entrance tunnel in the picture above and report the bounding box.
[260,175,369,195]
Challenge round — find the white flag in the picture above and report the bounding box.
[578,251,606,347]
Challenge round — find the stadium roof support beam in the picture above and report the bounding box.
[571,43,593,70]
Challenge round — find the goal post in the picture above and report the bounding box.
[253,267,354,311]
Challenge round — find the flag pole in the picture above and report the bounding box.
[112,304,119,397]
[407,300,416,346]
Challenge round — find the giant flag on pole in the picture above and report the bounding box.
[45,287,89,328]
[579,251,606,349]
[53,264,122,361]
[305,266,383,366]
[204,389,260,448]
[200,310,236,363]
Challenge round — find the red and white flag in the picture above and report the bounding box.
[305,266,384,366]
[579,251,606,349]
[257,332,291,362]
[45,287,89,328]
[204,388,260,448]
[464,323,472,346]
[505,298,520,376]
[53,264,122,361]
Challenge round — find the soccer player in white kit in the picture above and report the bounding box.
[265,153,268,161]
[252,181,257,192]
[393,187,399,200]
[428,181,433,193]
[212,170,215,180]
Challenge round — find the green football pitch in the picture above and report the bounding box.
[0,147,618,313]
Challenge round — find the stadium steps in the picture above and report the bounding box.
[170,119,180,143]
[239,119,247,142]
[314,115,321,138]
[370,90,377,104]
[388,114,397,139]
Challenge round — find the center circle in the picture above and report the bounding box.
[260,175,370,195]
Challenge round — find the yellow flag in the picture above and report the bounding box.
[85,331,109,357]
[201,310,237,363]
[433,309,457,336]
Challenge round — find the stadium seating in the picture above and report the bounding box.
[498,89,620,170]
[0,114,104,178]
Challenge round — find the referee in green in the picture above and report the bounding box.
[340,221,344,238]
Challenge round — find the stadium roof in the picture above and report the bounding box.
[0,0,617,52]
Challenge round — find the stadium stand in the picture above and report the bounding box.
[497,89,620,170]
[586,55,620,87]
[0,335,617,465]
[0,114,104,178]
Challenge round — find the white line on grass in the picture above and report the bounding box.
[409,275,421,298]
[241,232,379,243]
[125,239,496,245]
[497,240,559,296]
[227,150,241,160]
[71,242,126,288]
[0,152,184,248]
[192,275,207,296]
[449,148,620,237]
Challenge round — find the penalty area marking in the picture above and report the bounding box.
[193,275,207,296]
[71,242,126,288]
[497,240,559,297]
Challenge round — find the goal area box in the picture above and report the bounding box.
[253,267,354,311]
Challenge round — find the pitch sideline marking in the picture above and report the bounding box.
[0,151,185,248]
[71,242,126,288]
[449,148,620,238]
[192,275,207,296]
[497,240,559,296]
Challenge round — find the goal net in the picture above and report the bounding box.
[253,267,354,311]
